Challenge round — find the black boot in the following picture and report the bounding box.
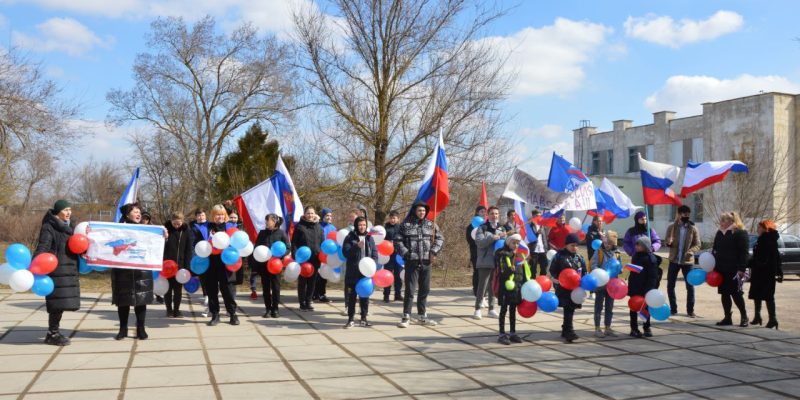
[716,314,733,326]
[230,314,240,325]
[750,314,762,326]
[765,319,779,329]
[208,313,220,326]
[136,324,148,340]
[739,315,749,327]
[384,293,390,303]
[115,326,128,340]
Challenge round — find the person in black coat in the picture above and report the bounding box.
[383,210,404,303]
[35,199,79,346]
[466,206,486,297]
[342,217,378,328]
[206,204,239,326]
[495,234,531,345]
[163,212,194,318]
[748,220,783,329]
[112,203,156,340]
[190,209,211,314]
[628,236,661,338]
[712,212,750,327]
[249,214,290,318]
[292,206,324,311]
[585,215,605,262]
[548,233,585,343]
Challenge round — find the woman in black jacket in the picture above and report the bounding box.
[748,220,783,329]
[206,204,239,326]
[163,212,194,318]
[112,203,155,340]
[250,214,290,318]
[35,199,79,346]
[342,217,378,328]
[712,212,750,327]
[292,206,324,311]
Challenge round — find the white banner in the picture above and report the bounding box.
[550,181,598,212]
[85,222,165,271]
[502,168,569,209]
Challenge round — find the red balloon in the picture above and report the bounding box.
[628,295,646,312]
[68,234,89,254]
[577,230,586,240]
[226,227,239,236]
[606,278,628,300]
[377,240,394,256]
[372,269,394,288]
[226,258,243,272]
[300,262,315,278]
[267,258,284,274]
[706,270,723,287]
[319,253,328,264]
[282,255,294,267]
[209,239,222,255]
[161,260,179,278]
[558,269,581,290]
[535,275,552,292]
[326,231,337,241]
[518,300,538,318]
[29,253,58,275]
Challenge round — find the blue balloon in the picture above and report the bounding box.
[356,277,374,298]
[295,246,312,264]
[152,270,160,279]
[337,246,346,262]
[5,243,32,270]
[494,239,505,251]
[605,258,622,278]
[591,239,602,250]
[649,304,671,321]
[271,241,287,258]
[537,292,559,312]
[471,216,485,229]
[396,255,405,266]
[32,275,55,296]
[333,266,342,274]
[78,258,92,274]
[230,231,250,250]
[184,276,200,293]
[321,239,338,255]
[580,274,598,291]
[582,224,591,232]
[93,266,108,272]
[687,268,707,286]
[221,247,240,265]
[191,256,209,275]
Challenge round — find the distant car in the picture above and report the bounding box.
[695,234,800,276]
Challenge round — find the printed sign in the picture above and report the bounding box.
[84,222,165,271]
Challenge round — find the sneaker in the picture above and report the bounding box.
[487,309,499,318]
[394,294,404,302]
[509,333,522,343]
[155,296,164,304]
[481,298,488,308]
[498,334,511,345]
[360,319,373,327]
[472,310,482,320]
[397,316,410,328]
[318,295,332,303]
[419,315,437,326]
[208,314,220,326]
[165,310,173,318]
[595,327,605,338]
[643,328,653,337]
[250,291,258,300]
[306,304,315,312]
[262,312,270,318]
[629,329,643,338]
[604,327,618,337]
[203,296,209,307]
[344,320,356,329]
[384,294,391,303]
[670,310,678,316]
[230,314,240,326]
[270,310,279,318]
[44,331,70,346]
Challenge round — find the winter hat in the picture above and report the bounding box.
[565,233,580,246]
[320,208,332,218]
[505,234,522,245]
[634,211,646,220]
[51,199,71,215]
[636,236,652,251]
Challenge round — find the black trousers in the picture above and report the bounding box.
[164,277,183,312]
[470,257,478,296]
[629,311,651,331]
[562,307,575,333]
[667,262,695,314]
[48,311,63,333]
[721,292,747,319]
[345,284,369,321]
[403,262,431,316]
[499,303,517,334]
[118,305,146,328]
[259,270,281,312]
[531,252,549,276]
[298,273,317,306]
[313,273,327,298]
[207,267,237,316]
[383,263,404,297]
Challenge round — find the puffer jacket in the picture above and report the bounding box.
[394,202,443,264]
[628,251,661,296]
[292,218,324,269]
[495,247,531,306]
[549,248,586,309]
[474,221,505,269]
[342,230,378,286]
[111,217,155,307]
[34,212,80,313]
[164,222,193,269]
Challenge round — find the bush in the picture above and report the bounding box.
[0,212,45,249]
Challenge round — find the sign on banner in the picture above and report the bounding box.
[503,168,569,209]
[84,222,165,271]
[550,181,598,212]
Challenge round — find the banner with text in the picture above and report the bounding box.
[503,168,569,209]
[85,222,165,271]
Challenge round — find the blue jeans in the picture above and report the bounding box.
[594,289,614,327]
[667,262,695,314]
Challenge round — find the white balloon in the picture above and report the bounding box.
[253,245,271,262]
[195,241,212,258]
[570,288,586,304]
[0,263,14,285]
[176,269,191,284]
[212,232,230,249]
[75,221,89,236]
[319,264,333,280]
[336,229,349,246]
[378,254,391,265]
[358,257,377,277]
[645,289,666,308]
[471,227,478,241]
[369,226,386,245]
[546,249,557,260]
[284,262,301,282]
[698,252,715,272]
[569,217,582,232]
[9,269,34,292]
[328,271,341,283]
[399,269,405,281]
[590,268,610,287]
[239,242,254,258]
[326,253,343,267]
[153,277,169,296]
[521,280,543,302]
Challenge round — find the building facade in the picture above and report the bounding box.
[573,92,800,240]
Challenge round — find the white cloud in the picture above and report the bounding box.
[479,18,613,96]
[624,10,743,48]
[645,74,800,116]
[519,141,574,179]
[12,17,113,56]
[70,119,141,162]
[518,124,567,140]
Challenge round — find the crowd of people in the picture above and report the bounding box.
[32,197,784,347]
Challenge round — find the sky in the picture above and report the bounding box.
[2,0,799,179]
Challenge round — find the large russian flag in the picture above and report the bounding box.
[680,160,748,197]
[413,132,449,221]
[638,154,682,206]
[588,177,638,223]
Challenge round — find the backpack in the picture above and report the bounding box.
[651,253,664,288]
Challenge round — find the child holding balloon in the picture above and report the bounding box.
[250,214,289,318]
[628,236,661,338]
[548,233,585,343]
[590,231,619,338]
[495,234,531,345]
[342,217,378,328]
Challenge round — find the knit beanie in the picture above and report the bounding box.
[636,236,652,251]
[320,208,332,218]
[565,233,580,246]
[52,199,71,215]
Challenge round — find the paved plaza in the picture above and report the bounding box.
[0,282,798,400]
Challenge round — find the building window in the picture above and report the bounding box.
[606,150,614,174]
[647,205,654,221]
[591,151,600,175]
[692,138,704,162]
[670,140,683,167]
[628,147,639,172]
[693,194,703,222]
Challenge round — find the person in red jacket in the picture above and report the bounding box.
[548,215,572,251]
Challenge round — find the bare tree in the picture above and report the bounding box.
[293,0,515,222]
[18,151,54,209]
[107,16,297,204]
[75,160,126,206]
[130,132,195,222]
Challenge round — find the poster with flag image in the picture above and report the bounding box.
[84,222,166,271]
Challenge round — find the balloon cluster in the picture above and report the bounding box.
[1,244,60,296]
[568,217,587,241]
[352,227,397,298]
[686,253,721,287]
[178,227,255,296]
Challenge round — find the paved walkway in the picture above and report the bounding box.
[0,285,798,400]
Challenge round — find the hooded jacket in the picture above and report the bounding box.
[394,201,444,264]
[34,212,80,313]
[623,221,662,257]
[342,230,379,286]
[495,246,531,306]
[292,218,324,268]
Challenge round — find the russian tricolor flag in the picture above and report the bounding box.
[115,167,140,223]
[624,263,643,274]
[589,177,638,223]
[413,132,449,221]
[680,160,748,197]
[638,154,682,206]
[513,200,536,243]
[535,209,564,228]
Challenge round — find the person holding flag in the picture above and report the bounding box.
[623,211,662,257]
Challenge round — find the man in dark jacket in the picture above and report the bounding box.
[292,206,325,311]
[466,206,486,296]
[664,205,701,317]
[163,212,194,317]
[383,210,404,303]
[35,199,80,346]
[527,209,549,277]
[394,201,444,328]
[549,233,585,343]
